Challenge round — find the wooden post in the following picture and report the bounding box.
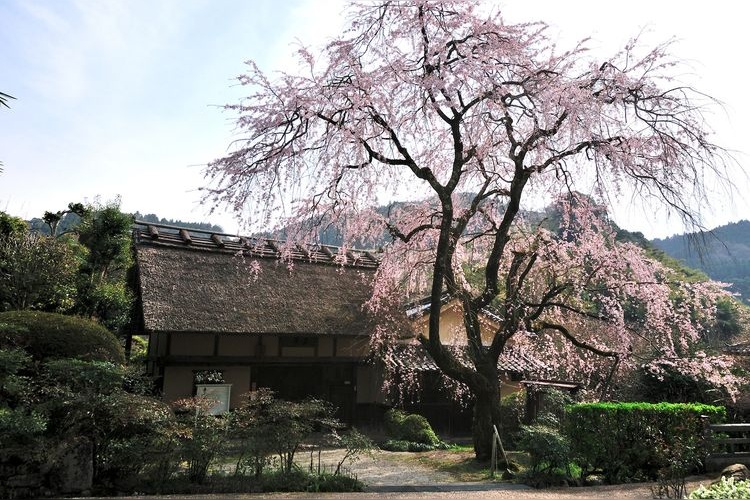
[490,424,510,478]
[490,433,497,478]
[493,425,510,468]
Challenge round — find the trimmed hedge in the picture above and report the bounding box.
[566,402,725,483]
[0,311,124,363]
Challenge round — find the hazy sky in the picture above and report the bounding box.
[1,0,747,238]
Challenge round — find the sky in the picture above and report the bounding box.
[0,0,747,239]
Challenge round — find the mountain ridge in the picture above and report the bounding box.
[652,219,750,304]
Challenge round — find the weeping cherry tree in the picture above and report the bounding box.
[204,0,738,460]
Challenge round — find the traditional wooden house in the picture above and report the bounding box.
[402,297,547,432]
[133,222,544,429]
[133,221,381,421]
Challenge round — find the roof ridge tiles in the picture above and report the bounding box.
[133,220,379,269]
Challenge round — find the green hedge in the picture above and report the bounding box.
[566,402,725,483]
[0,311,124,363]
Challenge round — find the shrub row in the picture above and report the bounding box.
[565,402,726,483]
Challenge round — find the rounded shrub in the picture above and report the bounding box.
[383,408,441,447]
[0,311,124,363]
[401,414,440,445]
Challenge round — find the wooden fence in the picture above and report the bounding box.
[704,423,750,471]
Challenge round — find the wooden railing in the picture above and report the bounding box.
[704,423,750,471]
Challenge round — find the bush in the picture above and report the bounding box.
[383,408,440,446]
[688,477,750,499]
[0,311,124,363]
[172,397,229,484]
[499,391,525,448]
[566,402,725,484]
[309,472,364,492]
[229,389,338,478]
[0,348,33,408]
[518,424,571,473]
[94,395,179,489]
[690,477,750,499]
[332,428,376,475]
[380,439,443,452]
[260,468,314,492]
[0,407,47,446]
[517,424,574,487]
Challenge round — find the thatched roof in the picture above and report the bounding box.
[133,222,376,335]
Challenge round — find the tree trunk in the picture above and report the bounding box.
[124,332,133,360]
[471,376,503,462]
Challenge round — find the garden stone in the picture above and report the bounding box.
[713,463,749,484]
[47,436,93,495]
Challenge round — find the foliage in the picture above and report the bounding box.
[0,310,125,363]
[531,388,575,429]
[0,231,78,312]
[384,408,441,446]
[229,389,337,476]
[639,353,740,405]
[517,425,571,473]
[40,202,87,237]
[0,347,47,456]
[516,424,574,487]
[70,199,135,336]
[38,356,177,486]
[689,477,750,499]
[76,200,133,281]
[0,338,180,495]
[498,391,526,448]
[307,472,364,493]
[205,0,734,460]
[194,369,225,384]
[565,402,725,483]
[651,434,701,499]
[0,91,14,109]
[172,397,229,484]
[0,212,27,237]
[0,348,32,401]
[332,427,376,475]
[0,407,47,445]
[380,439,447,452]
[498,389,575,449]
[78,281,133,334]
[133,212,223,233]
[91,395,179,489]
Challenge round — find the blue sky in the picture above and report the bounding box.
[1,0,747,238]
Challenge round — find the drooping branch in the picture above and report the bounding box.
[538,321,620,360]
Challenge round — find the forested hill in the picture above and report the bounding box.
[27,211,223,236]
[132,212,223,233]
[652,220,750,304]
